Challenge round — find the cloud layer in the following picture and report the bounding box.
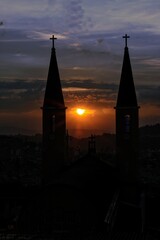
[0,0,160,134]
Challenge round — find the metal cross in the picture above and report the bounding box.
[50,35,57,48]
[123,34,130,47]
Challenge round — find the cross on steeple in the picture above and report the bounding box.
[50,35,57,48]
[123,34,130,47]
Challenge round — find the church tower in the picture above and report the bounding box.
[42,35,67,183]
[115,34,139,182]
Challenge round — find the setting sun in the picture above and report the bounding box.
[76,108,86,115]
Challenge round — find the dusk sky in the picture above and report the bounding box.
[0,0,160,137]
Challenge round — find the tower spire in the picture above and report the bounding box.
[43,35,65,109]
[115,34,139,183]
[42,35,67,184]
[116,35,137,107]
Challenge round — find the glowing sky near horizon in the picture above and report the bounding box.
[0,0,160,137]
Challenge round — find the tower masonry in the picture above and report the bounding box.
[42,35,67,183]
[115,34,140,182]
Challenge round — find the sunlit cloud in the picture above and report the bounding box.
[69,43,81,48]
[29,31,68,41]
[63,87,88,92]
[72,66,85,70]
[142,58,160,68]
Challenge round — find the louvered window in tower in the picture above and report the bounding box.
[124,115,130,134]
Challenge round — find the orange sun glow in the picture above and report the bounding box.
[76,108,86,115]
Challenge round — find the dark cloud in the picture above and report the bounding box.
[0,79,45,112]
[64,0,93,34]
[64,90,116,107]
[63,79,160,108]
[138,85,160,107]
[0,78,159,113]
[0,29,50,57]
[62,79,117,90]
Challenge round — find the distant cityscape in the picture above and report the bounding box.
[0,123,159,186]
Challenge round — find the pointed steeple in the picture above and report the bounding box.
[116,34,137,107]
[43,35,65,109]
[115,34,139,183]
[42,35,67,184]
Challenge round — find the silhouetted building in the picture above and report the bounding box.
[42,35,67,183]
[0,34,146,240]
[115,34,140,183]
